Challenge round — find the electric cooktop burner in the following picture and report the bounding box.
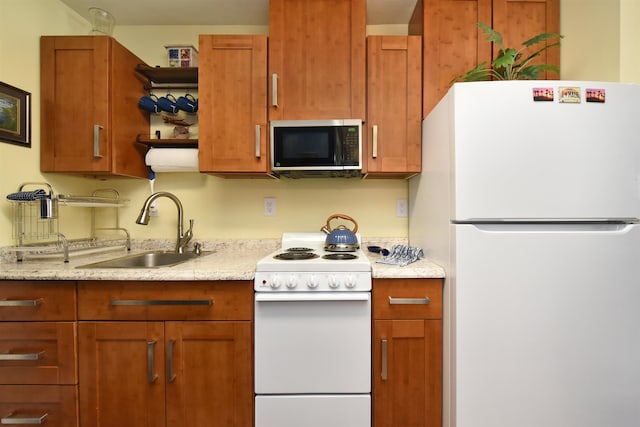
[322,253,358,261]
[274,252,319,261]
[286,247,314,252]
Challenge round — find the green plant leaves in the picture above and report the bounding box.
[449,22,563,84]
[523,32,563,47]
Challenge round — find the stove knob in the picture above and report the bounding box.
[270,275,281,289]
[328,276,340,289]
[307,275,319,289]
[345,275,357,289]
[286,276,297,289]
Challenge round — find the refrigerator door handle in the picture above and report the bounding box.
[466,222,637,234]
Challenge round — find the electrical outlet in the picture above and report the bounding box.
[264,197,277,216]
[396,199,408,217]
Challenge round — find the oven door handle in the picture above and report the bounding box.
[255,293,369,302]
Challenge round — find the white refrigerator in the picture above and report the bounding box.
[409,81,640,427]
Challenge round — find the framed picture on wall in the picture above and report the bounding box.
[0,81,31,148]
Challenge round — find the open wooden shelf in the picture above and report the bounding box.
[136,135,198,148]
[135,64,198,84]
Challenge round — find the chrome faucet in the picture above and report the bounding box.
[136,192,194,254]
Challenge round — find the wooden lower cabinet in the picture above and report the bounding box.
[77,281,253,427]
[0,281,78,427]
[372,278,443,427]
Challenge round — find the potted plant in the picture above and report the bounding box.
[451,22,563,82]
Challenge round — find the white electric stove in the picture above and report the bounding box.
[254,232,372,427]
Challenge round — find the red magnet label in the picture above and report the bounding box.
[559,87,581,103]
[533,87,554,101]
[586,88,606,103]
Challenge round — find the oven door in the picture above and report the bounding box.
[254,292,371,394]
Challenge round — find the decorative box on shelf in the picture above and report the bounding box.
[165,44,198,68]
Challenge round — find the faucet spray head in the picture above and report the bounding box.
[136,207,151,225]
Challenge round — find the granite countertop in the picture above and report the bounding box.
[0,238,445,281]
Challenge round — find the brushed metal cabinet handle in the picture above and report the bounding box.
[255,124,261,158]
[93,124,104,158]
[166,339,176,383]
[388,296,431,305]
[381,338,388,381]
[0,351,44,361]
[271,73,279,107]
[110,299,212,306]
[0,299,42,307]
[147,340,158,384]
[1,412,48,424]
[372,125,378,158]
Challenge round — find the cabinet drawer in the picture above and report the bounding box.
[373,278,442,319]
[0,282,76,321]
[0,385,77,427]
[78,281,253,321]
[0,322,77,385]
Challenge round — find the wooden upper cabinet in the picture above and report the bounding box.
[268,0,366,121]
[40,36,149,178]
[492,0,560,79]
[412,0,559,116]
[366,36,422,177]
[411,0,492,116]
[198,35,270,177]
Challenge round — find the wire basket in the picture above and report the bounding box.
[8,183,60,244]
[11,200,60,243]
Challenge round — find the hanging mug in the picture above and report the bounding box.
[157,94,179,114]
[176,94,198,113]
[138,94,160,113]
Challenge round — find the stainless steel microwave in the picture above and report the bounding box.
[270,119,362,177]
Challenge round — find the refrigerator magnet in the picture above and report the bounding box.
[586,88,606,103]
[533,87,554,101]
[559,87,581,103]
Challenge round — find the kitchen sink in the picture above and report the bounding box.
[77,250,204,269]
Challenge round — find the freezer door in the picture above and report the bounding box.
[444,81,640,220]
[450,223,640,427]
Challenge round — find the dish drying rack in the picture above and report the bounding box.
[8,183,131,262]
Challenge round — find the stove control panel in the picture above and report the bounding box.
[254,272,372,292]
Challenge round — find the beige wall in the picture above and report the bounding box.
[619,0,640,83]
[1,0,638,247]
[560,0,620,81]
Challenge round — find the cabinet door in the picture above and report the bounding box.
[78,322,166,427]
[373,320,442,427]
[268,0,366,120]
[366,36,422,176]
[198,35,269,176]
[492,0,560,79]
[40,36,148,178]
[415,0,492,115]
[165,321,253,427]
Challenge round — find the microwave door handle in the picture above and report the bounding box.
[271,74,278,108]
[255,124,261,158]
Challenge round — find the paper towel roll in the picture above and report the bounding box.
[145,148,199,172]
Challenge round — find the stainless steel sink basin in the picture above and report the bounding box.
[77,251,203,269]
